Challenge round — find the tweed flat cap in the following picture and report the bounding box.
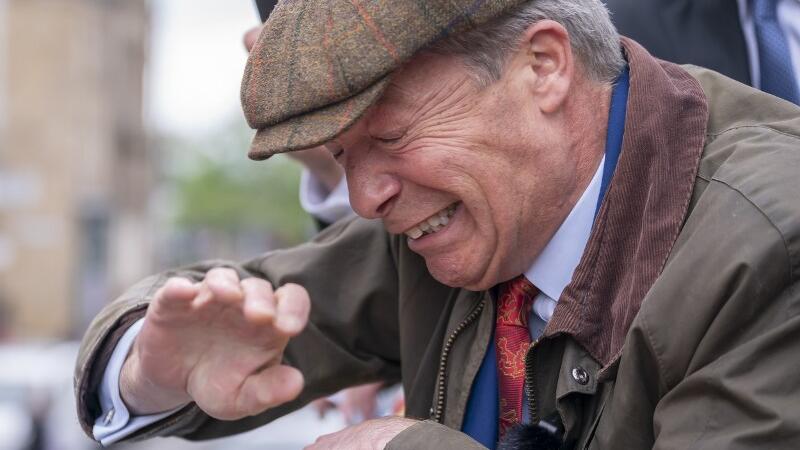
[241,0,529,159]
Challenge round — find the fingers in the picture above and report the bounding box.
[156,270,308,337]
[241,278,276,324]
[194,267,244,309]
[274,283,311,336]
[243,24,264,52]
[235,364,304,417]
[153,277,199,312]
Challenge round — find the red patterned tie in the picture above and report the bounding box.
[496,275,538,437]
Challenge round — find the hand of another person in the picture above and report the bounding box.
[119,268,310,420]
[306,417,418,450]
[339,382,383,425]
[310,397,338,419]
[243,25,263,53]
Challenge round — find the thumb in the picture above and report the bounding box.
[235,365,305,417]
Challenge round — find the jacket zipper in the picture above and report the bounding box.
[430,298,486,423]
[524,338,541,423]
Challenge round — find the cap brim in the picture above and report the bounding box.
[248,76,390,160]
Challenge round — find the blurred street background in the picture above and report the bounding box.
[0,0,334,448]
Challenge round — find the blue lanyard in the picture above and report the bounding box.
[596,65,629,216]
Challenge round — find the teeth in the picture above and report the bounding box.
[407,227,423,239]
[405,203,459,240]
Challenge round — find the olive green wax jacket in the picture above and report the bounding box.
[75,39,800,449]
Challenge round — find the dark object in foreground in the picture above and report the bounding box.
[498,415,564,450]
[254,0,278,22]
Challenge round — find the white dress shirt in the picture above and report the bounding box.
[737,0,800,92]
[527,155,604,326]
[299,169,354,224]
[93,158,605,444]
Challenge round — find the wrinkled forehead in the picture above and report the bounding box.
[358,52,478,128]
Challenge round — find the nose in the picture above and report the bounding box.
[346,160,401,219]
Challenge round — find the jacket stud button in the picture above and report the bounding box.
[429,407,435,417]
[571,367,590,385]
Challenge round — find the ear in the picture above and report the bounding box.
[510,20,574,114]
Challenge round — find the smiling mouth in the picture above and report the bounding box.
[404,203,459,240]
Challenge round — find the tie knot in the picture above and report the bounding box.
[497,275,538,327]
[753,0,779,20]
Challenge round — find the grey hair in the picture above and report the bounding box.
[428,0,625,86]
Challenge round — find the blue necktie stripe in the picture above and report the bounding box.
[753,0,800,104]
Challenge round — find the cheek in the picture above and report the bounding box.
[397,140,480,189]
[399,135,523,230]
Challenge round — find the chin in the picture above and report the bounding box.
[425,255,497,291]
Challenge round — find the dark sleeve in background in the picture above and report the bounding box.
[604,0,752,85]
[255,0,279,22]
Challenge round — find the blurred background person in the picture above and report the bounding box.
[605,0,799,104]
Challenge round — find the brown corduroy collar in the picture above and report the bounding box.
[544,38,710,375]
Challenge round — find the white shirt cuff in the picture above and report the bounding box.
[92,318,186,445]
[299,169,353,224]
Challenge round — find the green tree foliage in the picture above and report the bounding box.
[160,121,313,249]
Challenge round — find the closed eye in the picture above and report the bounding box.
[373,134,404,145]
[372,130,406,145]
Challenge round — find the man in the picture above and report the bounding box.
[605,0,800,104]
[75,0,800,449]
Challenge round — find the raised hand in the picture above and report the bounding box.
[119,267,310,420]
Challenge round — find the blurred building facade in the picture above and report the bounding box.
[0,0,152,339]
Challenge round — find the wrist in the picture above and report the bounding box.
[375,417,418,448]
[119,346,190,415]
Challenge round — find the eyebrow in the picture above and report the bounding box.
[366,108,411,137]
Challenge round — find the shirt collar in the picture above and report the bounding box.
[524,155,605,301]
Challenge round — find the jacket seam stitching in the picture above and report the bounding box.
[707,177,794,280]
[686,365,719,449]
[639,300,674,393]
[706,125,800,143]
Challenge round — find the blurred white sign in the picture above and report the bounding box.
[0,233,14,271]
[0,171,42,210]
